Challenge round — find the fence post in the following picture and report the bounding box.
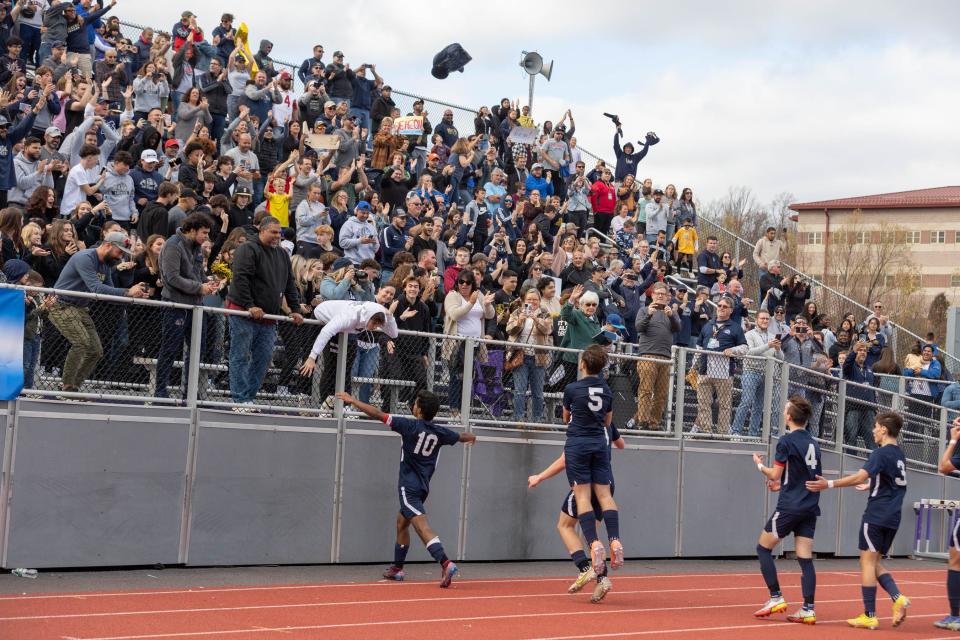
[673,347,687,438]
[456,338,476,560]
[185,307,204,407]
[665,346,676,433]
[330,331,350,563]
[939,406,949,466]
[761,355,775,441]
[426,335,436,391]
[835,380,847,454]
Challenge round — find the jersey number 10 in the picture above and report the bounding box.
[414,432,438,456]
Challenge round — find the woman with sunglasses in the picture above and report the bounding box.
[442,273,495,417]
[559,284,603,386]
[676,187,697,226]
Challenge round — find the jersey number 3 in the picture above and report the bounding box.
[895,460,907,486]
[414,432,438,456]
[804,443,817,470]
[588,387,604,411]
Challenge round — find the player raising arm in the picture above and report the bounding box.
[562,345,624,587]
[529,424,625,602]
[336,390,476,587]
[933,417,960,631]
[752,395,821,625]
[807,411,910,630]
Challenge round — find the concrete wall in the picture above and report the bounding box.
[1,398,957,568]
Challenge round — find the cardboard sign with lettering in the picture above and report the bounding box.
[507,126,538,145]
[393,115,424,137]
[305,134,340,151]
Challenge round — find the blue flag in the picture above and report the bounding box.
[0,288,25,400]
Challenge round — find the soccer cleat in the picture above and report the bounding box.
[590,540,606,575]
[846,613,878,630]
[787,607,816,625]
[610,539,624,570]
[590,576,612,603]
[933,615,960,631]
[439,562,458,588]
[891,595,910,627]
[382,566,405,581]
[568,567,596,593]
[753,596,787,618]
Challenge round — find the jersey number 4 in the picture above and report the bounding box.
[804,444,818,470]
[414,432,438,456]
[588,387,604,411]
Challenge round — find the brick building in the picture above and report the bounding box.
[790,186,960,301]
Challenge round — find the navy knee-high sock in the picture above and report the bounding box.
[578,512,599,545]
[393,543,409,568]
[756,545,780,597]
[571,550,590,572]
[862,585,877,617]
[877,573,901,601]
[426,537,449,567]
[948,569,960,617]
[602,510,620,541]
[798,558,816,609]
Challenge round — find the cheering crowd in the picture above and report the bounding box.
[0,3,955,442]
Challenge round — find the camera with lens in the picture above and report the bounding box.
[355,270,368,283]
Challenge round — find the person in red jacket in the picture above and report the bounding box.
[589,167,617,236]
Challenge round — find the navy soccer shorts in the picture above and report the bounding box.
[859,520,898,555]
[398,486,428,520]
[564,448,612,486]
[562,482,615,519]
[764,510,817,540]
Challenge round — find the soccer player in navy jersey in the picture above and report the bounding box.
[336,389,477,587]
[528,423,625,603]
[935,417,960,631]
[562,345,623,579]
[806,411,910,630]
[751,395,821,625]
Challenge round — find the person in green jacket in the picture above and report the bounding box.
[559,284,602,385]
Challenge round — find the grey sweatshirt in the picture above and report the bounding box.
[101,164,137,222]
[635,305,682,357]
[9,152,54,204]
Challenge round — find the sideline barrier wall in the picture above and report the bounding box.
[1,398,959,568]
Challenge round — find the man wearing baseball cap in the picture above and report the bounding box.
[130,149,165,211]
[0,83,50,206]
[324,50,354,107]
[339,201,380,266]
[49,230,149,392]
[524,162,554,200]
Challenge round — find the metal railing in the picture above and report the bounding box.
[7,283,954,471]
[696,216,959,375]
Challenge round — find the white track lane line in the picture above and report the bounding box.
[528,612,948,640]
[0,568,943,602]
[54,595,945,640]
[1,580,938,621]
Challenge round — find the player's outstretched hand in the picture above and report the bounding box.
[854,482,870,491]
[951,422,960,441]
[766,479,781,492]
[752,452,764,466]
[335,391,356,406]
[527,474,541,489]
[805,475,829,492]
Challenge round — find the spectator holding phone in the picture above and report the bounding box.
[338,201,380,266]
[731,309,784,437]
[842,341,877,454]
[633,282,681,430]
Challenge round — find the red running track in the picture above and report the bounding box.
[0,568,953,640]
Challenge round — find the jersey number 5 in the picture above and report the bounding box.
[414,432,438,457]
[804,443,818,470]
[588,387,604,411]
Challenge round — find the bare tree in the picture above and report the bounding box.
[928,292,950,343]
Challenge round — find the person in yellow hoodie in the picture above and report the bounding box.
[672,217,698,274]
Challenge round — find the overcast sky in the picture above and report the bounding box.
[118,1,960,207]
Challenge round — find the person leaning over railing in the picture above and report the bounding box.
[506,286,553,422]
[841,341,878,454]
[693,295,747,434]
[731,308,783,438]
[47,231,149,393]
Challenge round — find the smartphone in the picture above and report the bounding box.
[162,114,172,127]
[524,303,533,313]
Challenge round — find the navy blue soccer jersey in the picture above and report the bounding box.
[774,428,822,516]
[385,415,461,493]
[563,375,612,448]
[862,444,907,529]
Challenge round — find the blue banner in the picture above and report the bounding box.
[0,288,25,400]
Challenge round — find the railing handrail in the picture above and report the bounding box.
[697,216,959,370]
